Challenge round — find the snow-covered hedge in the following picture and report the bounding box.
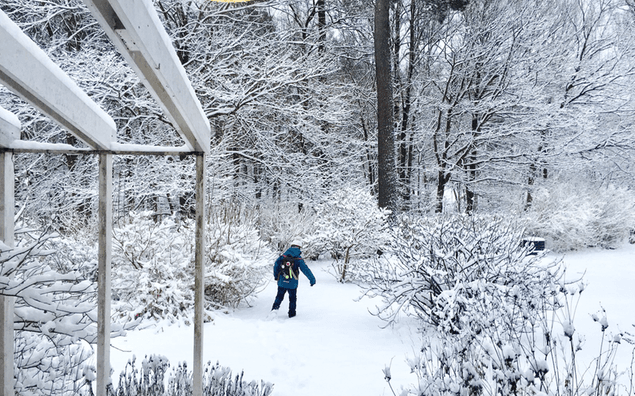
[14,332,94,396]
[112,210,271,322]
[2,229,110,396]
[304,187,390,282]
[203,204,273,310]
[112,355,273,396]
[112,213,196,322]
[363,214,540,325]
[257,202,317,256]
[393,280,633,396]
[367,214,633,396]
[524,180,635,251]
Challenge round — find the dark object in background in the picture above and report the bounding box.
[521,237,546,255]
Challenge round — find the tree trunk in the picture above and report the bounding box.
[375,0,397,212]
[340,246,351,283]
[434,108,452,213]
[361,116,376,195]
[525,163,535,210]
[466,116,479,213]
[436,170,448,214]
[317,0,326,53]
[398,0,417,206]
[465,169,476,213]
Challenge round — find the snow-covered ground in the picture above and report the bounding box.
[110,244,635,395]
[553,244,635,375]
[110,258,418,395]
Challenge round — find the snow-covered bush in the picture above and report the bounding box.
[390,284,634,396]
[42,229,98,282]
[203,204,272,310]
[370,214,635,396]
[524,179,635,251]
[306,187,389,282]
[14,332,94,396]
[364,214,541,325]
[114,355,170,396]
[112,355,273,396]
[0,227,131,396]
[112,212,194,322]
[0,230,104,343]
[112,209,271,322]
[257,202,318,256]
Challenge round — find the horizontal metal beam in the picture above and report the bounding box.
[83,0,211,154]
[0,9,116,150]
[3,141,198,156]
[0,106,20,148]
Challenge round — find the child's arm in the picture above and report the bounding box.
[298,260,316,286]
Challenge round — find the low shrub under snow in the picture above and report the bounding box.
[111,355,273,396]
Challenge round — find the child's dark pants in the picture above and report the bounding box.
[272,286,297,316]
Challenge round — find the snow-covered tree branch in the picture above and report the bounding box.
[0,230,128,344]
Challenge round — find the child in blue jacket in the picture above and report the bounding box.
[271,241,316,318]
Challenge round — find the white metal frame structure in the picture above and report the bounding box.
[0,1,210,395]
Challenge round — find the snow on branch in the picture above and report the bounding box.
[0,231,130,344]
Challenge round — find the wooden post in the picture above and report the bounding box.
[0,152,15,396]
[97,153,112,396]
[193,152,206,396]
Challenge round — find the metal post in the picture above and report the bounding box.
[193,152,206,396]
[97,153,112,396]
[0,296,13,396]
[0,152,15,396]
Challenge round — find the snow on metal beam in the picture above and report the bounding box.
[0,10,115,151]
[83,0,211,153]
[0,106,20,148]
[5,140,196,156]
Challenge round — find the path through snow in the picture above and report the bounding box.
[110,259,418,396]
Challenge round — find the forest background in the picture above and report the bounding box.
[3,0,635,244]
[2,0,635,395]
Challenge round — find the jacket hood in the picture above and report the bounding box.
[283,246,302,258]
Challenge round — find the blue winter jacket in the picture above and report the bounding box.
[274,246,316,289]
